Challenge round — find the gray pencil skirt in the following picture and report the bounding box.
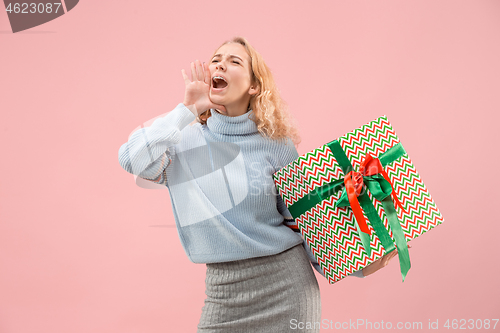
[197,244,321,333]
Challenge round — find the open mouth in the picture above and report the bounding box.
[212,76,228,89]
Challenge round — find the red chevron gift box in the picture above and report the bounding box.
[273,116,443,284]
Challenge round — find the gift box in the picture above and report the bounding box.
[273,116,444,283]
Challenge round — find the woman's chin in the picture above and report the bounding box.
[209,95,225,107]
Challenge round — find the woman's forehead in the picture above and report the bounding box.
[213,43,250,62]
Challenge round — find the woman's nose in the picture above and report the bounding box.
[216,62,225,71]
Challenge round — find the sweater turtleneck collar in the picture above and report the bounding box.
[207,109,259,135]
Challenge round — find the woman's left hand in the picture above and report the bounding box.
[361,243,411,277]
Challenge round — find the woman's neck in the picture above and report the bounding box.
[217,98,251,117]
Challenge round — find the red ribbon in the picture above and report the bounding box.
[343,154,406,235]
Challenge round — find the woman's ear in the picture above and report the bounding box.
[248,83,260,96]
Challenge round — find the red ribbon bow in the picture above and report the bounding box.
[343,154,406,235]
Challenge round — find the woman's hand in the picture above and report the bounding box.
[182,60,226,116]
[361,243,411,277]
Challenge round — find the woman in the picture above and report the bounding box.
[118,36,399,332]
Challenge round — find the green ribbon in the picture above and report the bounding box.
[288,141,411,281]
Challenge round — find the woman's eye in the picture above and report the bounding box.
[210,59,239,64]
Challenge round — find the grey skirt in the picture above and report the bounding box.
[197,244,321,333]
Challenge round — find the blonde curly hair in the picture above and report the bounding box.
[196,36,301,146]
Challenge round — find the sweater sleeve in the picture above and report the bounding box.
[118,103,196,184]
[275,138,365,280]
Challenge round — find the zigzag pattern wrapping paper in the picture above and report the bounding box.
[273,116,444,283]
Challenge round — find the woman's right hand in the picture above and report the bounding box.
[182,60,226,116]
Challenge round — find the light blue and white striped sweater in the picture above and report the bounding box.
[118,103,364,279]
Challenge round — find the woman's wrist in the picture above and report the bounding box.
[182,102,198,117]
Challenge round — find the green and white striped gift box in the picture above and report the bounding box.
[273,116,444,283]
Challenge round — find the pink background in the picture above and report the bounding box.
[1,1,499,332]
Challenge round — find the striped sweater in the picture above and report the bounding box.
[118,103,364,279]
